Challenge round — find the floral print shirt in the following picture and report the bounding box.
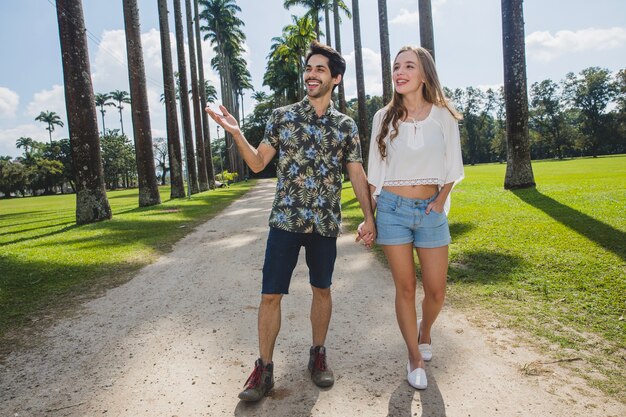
[261,97,363,237]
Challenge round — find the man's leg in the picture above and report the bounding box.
[310,286,332,347]
[259,293,283,364]
[305,234,337,387]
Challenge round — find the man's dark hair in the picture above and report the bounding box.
[305,40,346,79]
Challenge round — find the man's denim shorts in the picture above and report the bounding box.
[261,227,337,294]
[375,189,451,248]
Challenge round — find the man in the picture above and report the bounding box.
[206,41,375,402]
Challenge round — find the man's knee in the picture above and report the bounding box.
[311,285,331,299]
[260,293,283,308]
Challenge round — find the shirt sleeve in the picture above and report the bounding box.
[344,118,363,163]
[443,111,464,185]
[260,109,281,150]
[367,109,386,197]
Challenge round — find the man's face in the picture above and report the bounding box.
[304,54,340,99]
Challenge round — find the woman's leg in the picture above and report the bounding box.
[416,246,448,344]
[382,243,424,371]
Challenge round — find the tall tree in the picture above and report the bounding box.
[194,0,216,187]
[109,90,131,136]
[377,0,392,103]
[324,0,331,46]
[185,0,209,191]
[94,93,114,134]
[332,0,349,113]
[157,0,186,198]
[174,0,199,194]
[501,0,535,189]
[200,0,246,178]
[56,0,111,224]
[15,137,34,155]
[35,111,64,144]
[283,0,349,40]
[418,0,435,61]
[351,0,370,165]
[122,0,161,206]
[564,67,619,157]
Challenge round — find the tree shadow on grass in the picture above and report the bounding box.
[448,250,525,284]
[512,188,626,262]
[449,221,474,240]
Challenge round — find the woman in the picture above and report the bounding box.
[367,46,464,389]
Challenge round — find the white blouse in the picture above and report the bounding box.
[367,105,464,214]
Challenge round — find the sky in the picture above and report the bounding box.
[0,0,625,158]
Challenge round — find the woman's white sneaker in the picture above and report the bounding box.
[406,362,427,389]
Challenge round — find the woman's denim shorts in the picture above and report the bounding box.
[375,188,451,248]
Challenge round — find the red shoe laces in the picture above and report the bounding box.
[314,351,327,371]
[243,363,263,388]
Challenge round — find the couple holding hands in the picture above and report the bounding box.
[205,40,463,401]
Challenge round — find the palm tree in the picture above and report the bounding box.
[277,15,317,100]
[324,0,331,46]
[174,0,199,194]
[200,0,247,178]
[501,0,535,189]
[351,0,369,165]
[15,137,35,155]
[283,0,350,41]
[184,0,209,191]
[378,0,392,103]
[194,0,216,187]
[122,0,161,207]
[94,93,114,134]
[157,0,185,198]
[56,0,111,224]
[418,0,435,61]
[332,0,350,113]
[109,90,131,136]
[35,111,64,144]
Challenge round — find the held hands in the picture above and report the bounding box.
[205,104,241,136]
[355,218,376,249]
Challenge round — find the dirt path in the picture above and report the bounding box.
[1,179,623,417]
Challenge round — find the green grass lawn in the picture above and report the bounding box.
[0,181,255,353]
[342,155,626,398]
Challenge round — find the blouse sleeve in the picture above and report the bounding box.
[367,109,386,198]
[443,111,464,186]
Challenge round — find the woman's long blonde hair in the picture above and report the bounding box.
[376,46,462,159]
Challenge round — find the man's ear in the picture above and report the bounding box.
[333,74,342,86]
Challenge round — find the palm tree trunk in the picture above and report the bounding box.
[324,1,332,46]
[118,106,125,136]
[333,0,346,114]
[173,0,199,194]
[378,0,392,103]
[122,0,161,207]
[501,0,535,189]
[193,0,215,188]
[100,107,106,134]
[351,0,370,167]
[157,0,185,198]
[185,0,209,191]
[418,0,436,61]
[56,0,111,224]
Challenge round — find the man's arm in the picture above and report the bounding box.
[346,162,376,245]
[206,105,276,173]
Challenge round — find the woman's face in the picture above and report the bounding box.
[392,50,424,95]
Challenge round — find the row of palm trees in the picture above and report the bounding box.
[55,0,533,224]
[94,91,131,135]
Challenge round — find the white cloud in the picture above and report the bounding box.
[0,124,46,158]
[391,8,419,25]
[0,87,19,119]
[26,85,68,139]
[527,27,626,62]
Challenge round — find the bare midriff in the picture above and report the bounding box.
[382,184,438,200]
